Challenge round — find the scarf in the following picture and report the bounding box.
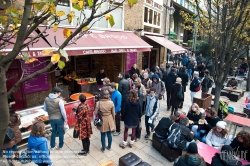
[213,129,222,137]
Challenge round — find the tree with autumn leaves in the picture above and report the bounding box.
[180,0,250,111]
[0,0,138,148]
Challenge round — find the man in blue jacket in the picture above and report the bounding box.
[109,83,122,136]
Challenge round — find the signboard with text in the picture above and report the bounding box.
[126,52,137,73]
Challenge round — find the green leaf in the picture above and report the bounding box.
[128,0,138,6]
[58,60,65,69]
[97,4,101,8]
[88,0,93,7]
[109,14,115,27]
[22,52,29,61]
[73,3,81,11]
[60,49,69,61]
[11,12,18,17]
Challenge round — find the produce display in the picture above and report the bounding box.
[63,71,96,84]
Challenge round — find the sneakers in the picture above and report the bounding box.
[145,134,150,139]
[113,132,120,136]
[135,138,140,142]
[106,147,111,151]
[119,141,127,149]
[78,150,87,156]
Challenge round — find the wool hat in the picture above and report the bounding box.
[176,77,182,83]
[188,142,198,154]
[216,121,227,129]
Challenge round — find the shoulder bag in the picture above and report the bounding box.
[177,85,183,100]
[94,101,103,126]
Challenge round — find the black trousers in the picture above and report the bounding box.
[142,101,146,115]
[167,91,171,109]
[37,164,49,166]
[82,138,90,152]
[115,112,121,132]
[171,106,178,115]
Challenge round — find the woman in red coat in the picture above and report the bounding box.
[170,77,184,115]
[2,110,22,166]
[75,94,93,156]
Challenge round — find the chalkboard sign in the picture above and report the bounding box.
[126,52,137,73]
[22,57,49,94]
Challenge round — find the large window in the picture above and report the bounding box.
[157,13,161,26]
[153,11,157,25]
[149,9,153,24]
[144,7,148,23]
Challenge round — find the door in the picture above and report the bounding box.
[142,52,150,69]
[150,49,158,70]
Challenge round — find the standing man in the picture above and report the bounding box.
[96,68,107,90]
[196,53,203,65]
[201,70,212,94]
[144,88,159,139]
[130,64,140,81]
[177,67,189,108]
[109,83,122,136]
[44,87,67,150]
[190,71,201,103]
[164,68,177,110]
[186,58,194,80]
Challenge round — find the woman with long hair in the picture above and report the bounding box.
[1,110,22,166]
[120,90,142,148]
[75,94,93,156]
[206,121,231,149]
[187,103,202,132]
[28,121,52,166]
[94,89,115,152]
[230,130,250,161]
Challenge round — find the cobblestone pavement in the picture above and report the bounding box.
[0,86,248,166]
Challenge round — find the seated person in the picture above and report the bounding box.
[187,103,202,133]
[226,78,238,89]
[167,117,194,151]
[211,145,242,166]
[206,121,231,149]
[174,111,186,124]
[154,115,176,139]
[195,107,221,143]
[174,142,206,166]
[230,130,250,162]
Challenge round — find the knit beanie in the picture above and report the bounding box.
[188,142,198,154]
[216,121,227,129]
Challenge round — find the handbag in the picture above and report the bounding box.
[73,129,79,138]
[195,86,201,92]
[19,149,31,164]
[94,101,103,126]
[177,85,183,100]
[4,127,15,143]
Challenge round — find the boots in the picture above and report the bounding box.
[119,141,127,149]
[128,140,134,148]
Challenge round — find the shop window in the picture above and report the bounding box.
[157,13,161,26]
[58,0,70,6]
[153,28,160,34]
[144,26,152,32]
[153,11,157,25]
[149,9,153,24]
[144,7,148,23]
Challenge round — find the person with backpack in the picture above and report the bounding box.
[174,142,206,166]
[170,77,184,115]
[201,70,213,94]
[167,117,194,151]
[154,115,177,139]
[144,88,159,139]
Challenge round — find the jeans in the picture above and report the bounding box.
[187,69,192,79]
[166,91,171,109]
[194,130,207,143]
[50,118,64,148]
[145,116,155,135]
[115,112,121,132]
[101,131,112,151]
[191,125,198,133]
[190,91,197,103]
[5,145,18,158]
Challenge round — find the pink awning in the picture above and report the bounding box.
[40,27,152,56]
[145,35,186,54]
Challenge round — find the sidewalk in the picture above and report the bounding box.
[0,87,248,166]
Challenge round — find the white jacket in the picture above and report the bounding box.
[205,130,231,149]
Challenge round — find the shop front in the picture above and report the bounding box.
[3,27,152,144]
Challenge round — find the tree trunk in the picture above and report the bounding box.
[247,48,250,91]
[214,82,222,112]
[0,66,10,148]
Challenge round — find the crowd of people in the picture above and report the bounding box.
[1,52,249,166]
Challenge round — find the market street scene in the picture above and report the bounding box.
[0,0,250,166]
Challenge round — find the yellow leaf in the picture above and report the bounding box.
[63,28,71,38]
[49,4,56,14]
[78,0,84,8]
[53,24,58,32]
[67,14,72,23]
[88,0,93,7]
[56,11,65,17]
[42,49,54,56]
[105,14,110,20]
[25,58,38,64]
[82,26,88,31]
[3,1,6,5]
[51,54,60,64]
[70,11,75,17]
[71,0,78,3]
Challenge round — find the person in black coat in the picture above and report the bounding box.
[211,145,242,166]
[170,77,184,115]
[96,68,107,90]
[187,103,202,132]
[177,67,189,108]
[154,115,176,138]
[230,130,250,162]
[195,107,220,143]
[198,62,206,78]
[129,64,140,81]
[164,68,177,110]
[190,71,200,103]
[201,70,211,93]
[118,72,130,117]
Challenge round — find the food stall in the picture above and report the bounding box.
[16,93,95,147]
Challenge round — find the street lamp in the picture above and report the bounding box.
[168,4,175,39]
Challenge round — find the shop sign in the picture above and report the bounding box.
[82,48,138,55]
[147,0,163,10]
[81,33,128,40]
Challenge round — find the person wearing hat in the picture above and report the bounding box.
[174,142,206,166]
[211,145,242,166]
[44,87,67,150]
[206,121,231,149]
[170,77,184,115]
